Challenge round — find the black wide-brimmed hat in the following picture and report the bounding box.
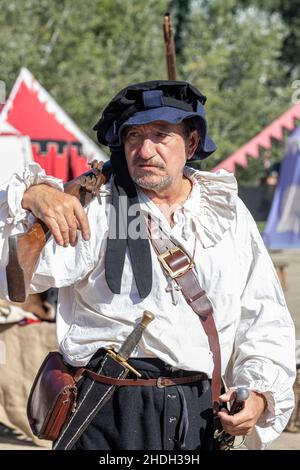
[94,80,216,160]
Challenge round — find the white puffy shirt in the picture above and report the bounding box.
[0,162,296,449]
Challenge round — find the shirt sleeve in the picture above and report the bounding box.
[0,163,64,297]
[228,199,296,450]
[0,163,100,298]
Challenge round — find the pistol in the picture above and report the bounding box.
[214,387,249,450]
[6,160,111,302]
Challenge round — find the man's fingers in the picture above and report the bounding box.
[53,203,90,247]
[64,213,79,246]
[43,196,89,246]
[219,420,253,436]
[218,409,255,436]
[218,390,264,439]
[51,214,71,246]
[43,217,64,246]
[218,409,247,426]
[221,426,252,436]
[22,185,90,246]
[74,203,90,241]
[219,389,236,402]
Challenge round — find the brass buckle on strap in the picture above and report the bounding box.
[156,377,168,388]
[158,247,194,279]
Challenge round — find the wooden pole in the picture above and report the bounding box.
[163,12,177,80]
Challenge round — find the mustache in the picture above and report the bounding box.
[134,155,166,169]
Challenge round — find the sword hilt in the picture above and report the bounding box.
[229,387,249,415]
[138,310,155,329]
[107,310,155,377]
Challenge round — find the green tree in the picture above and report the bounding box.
[180,0,291,185]
[0,0,294,186]
[238,0,300,79]
[0,0,169,144]
[168,0,192,58]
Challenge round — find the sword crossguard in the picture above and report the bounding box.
[106,349,142,377]
[106,310,155,378]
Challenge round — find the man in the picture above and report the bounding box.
[0,80,295,450]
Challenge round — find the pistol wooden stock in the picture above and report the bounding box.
[163,12,177,80]
[6,162,110,302]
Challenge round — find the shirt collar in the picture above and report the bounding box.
[137,166,238,248]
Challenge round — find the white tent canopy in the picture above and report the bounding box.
[0,120,33,186]
[0,121,20,134]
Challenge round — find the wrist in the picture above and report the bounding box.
[21,184,48,211]
[253,391,267,415]
[21,186,35,210]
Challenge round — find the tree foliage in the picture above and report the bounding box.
[238,0,300,79]
[179,1,290,182]
[0,0,168,141]
[0,0,297,185]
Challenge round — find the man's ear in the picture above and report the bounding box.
[187,130,200,161]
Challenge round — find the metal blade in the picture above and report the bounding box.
[118,310,155,360]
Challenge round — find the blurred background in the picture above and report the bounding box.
[0,0,299,450]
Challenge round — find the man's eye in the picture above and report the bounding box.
[156,132,168,138]
[127,132,140,138]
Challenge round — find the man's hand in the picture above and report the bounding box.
[218,389,267,436]
[22,184,90,247]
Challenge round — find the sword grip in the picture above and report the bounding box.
[117,310,155,360]
[229,387,249,415]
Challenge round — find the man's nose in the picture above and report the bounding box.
[138,138,156,159]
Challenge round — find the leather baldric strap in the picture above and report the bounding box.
[148,220,222,412]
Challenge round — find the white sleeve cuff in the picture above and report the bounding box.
[6,162,64,225]
[232,381,294,449]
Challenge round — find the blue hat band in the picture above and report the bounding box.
[105,103,216,160]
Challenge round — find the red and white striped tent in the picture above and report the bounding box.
[213,101,300,173]
[0,68,107,182]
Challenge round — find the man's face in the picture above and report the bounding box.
[123,121,194,192]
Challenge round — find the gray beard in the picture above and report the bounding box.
[132,174,173,191]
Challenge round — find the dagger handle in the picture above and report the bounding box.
[117,310,155,360]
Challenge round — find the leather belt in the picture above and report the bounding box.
[84,370,207,387]
[148,219,222,412]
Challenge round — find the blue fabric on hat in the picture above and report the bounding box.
[94,80,217,160]
[142,90,164,108]
[119,107,199,132]
[106,103,216,160]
